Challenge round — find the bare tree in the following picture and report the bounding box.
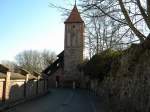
[41,50,56,69]
[81,0,150,43]
[49,0,148,58]
[15,50,56,73]
[79,0,126,57]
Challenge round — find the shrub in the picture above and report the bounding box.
[83,49,122,81]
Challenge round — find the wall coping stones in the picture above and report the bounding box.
[0,64,9,74]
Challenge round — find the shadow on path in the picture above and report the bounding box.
[5,89,105,112]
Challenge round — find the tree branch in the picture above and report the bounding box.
[147,0,150,29]
[118,0,146,42]
[94,4,127,25]
[136,0,150,29]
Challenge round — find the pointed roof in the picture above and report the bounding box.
[64,5,84,23]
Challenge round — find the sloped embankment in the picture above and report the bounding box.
[98,39,150,112]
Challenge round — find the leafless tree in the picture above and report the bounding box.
[80,0,150,43]
[79,0,149,57]
[15,50,56,73]
[48,0,150,58]
[40,50,56,69]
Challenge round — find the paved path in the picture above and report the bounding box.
[5,89,104,112]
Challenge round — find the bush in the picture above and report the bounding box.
[83,49,122,81]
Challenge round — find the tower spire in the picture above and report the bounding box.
[64,1,83,23]
[75,0,76,6]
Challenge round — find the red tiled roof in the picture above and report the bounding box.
[64,5,84,23]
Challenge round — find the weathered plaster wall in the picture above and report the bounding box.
[0,80,4,104]
[0,71,48,106]
[26,80,37,97]
[48,68,64,88]
[9,80,25,102]
[38,80,44,94]
[64,23,84,82]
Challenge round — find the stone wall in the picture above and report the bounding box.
[0,67,48,106]
[38,80,44,94]
[9,80,25,102]
[26,80,37,97]
[48,68,64,88]
[88,41,150,112]
[0,79,4,104]
[64,23,84,82]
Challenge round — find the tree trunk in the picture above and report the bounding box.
[142,34,150,49]
[118,0,146,43]
[147,0,150,29]
[137,0,150,29]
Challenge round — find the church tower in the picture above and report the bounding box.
[64,4,84,87]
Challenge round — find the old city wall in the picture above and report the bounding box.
[88,39,150,112]
[0,68,48,107]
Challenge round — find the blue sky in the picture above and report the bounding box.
[0,0,74,62]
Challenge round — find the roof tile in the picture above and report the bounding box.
[65,5,83,23]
